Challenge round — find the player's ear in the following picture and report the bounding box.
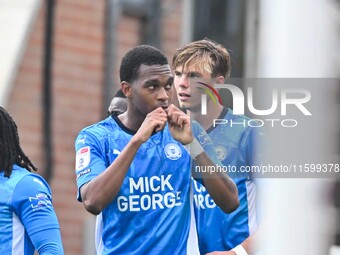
[121,81,132,98]
[215,76,225,85]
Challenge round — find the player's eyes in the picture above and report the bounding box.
[174,71,182,77]
[189,73,200,78]
[165,84,172,90]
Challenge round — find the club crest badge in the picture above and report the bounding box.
[164,143,182,160]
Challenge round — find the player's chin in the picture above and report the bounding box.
[179,102,190,110]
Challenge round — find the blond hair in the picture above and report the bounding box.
[172,39,231,77]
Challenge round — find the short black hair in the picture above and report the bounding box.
[119,45,168,83]
[0,107,37,177]
[114,88,126,98]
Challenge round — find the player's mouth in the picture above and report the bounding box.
[178,92,190,102]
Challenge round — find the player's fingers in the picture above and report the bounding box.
[166,104,179,117]
[148,109,167,121]
[153,119,167,132]
[150,107,167,116]
[177,115,189,128]
[148,113,167,125]
[168,104,180,112]
[168,112,184,128]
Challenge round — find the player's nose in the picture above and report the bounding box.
[178,75,190,88]
[157,87,169,102]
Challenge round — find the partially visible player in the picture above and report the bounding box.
[107,88,127,115]
[0,106,64,255]
[173,39,259,255]
[74,45,238,255]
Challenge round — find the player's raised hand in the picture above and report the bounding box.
[135,107,167,143]
[166,104,193,145]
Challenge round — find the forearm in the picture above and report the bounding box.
[31,228,64,255]
[194,152,239,213]
[38,242,64,255]
[239,236,251,254]
[240,230,258,254]
[81,137,143,214]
